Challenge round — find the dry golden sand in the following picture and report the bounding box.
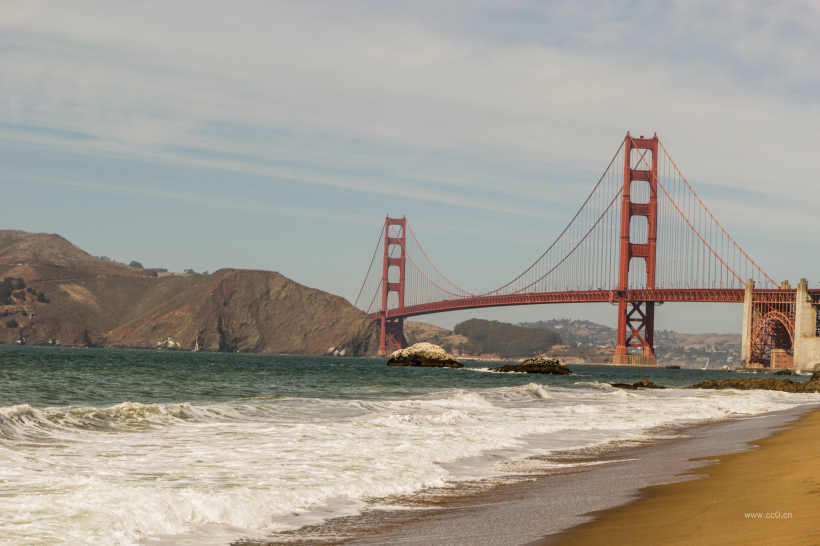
[545,408,820,546]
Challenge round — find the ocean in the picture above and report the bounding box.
[1,346,817,545]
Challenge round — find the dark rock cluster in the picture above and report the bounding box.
[491,356,573,375]
[688,371,820,393]
[608,372,820,393]
[610,380,668,390]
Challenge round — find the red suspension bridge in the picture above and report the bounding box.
[355,134,820,370]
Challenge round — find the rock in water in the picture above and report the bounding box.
[611,380,668,390]
[491,356,572,375]
[688,377,820,393]
[387,343,464,368]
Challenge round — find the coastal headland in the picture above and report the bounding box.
[0,230,380,355]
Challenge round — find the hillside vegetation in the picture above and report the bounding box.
[453,318,562,358]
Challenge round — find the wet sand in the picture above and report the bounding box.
[541,406,820,546]
[248,405,817,545]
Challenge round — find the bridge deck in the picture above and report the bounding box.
[370,289,820,320]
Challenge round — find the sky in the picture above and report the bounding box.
[1,0,818,334]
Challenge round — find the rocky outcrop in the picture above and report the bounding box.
[688,372,820,393]
[491,356,573,375]
[387,343,464,368]
[609,373,820,393]
[157,337,181,350]
[611,380,668,390]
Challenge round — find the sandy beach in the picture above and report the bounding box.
[545,407,820,546]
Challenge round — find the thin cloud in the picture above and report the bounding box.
[1,1,818,331]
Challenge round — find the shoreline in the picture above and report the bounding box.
[245,404,818,545]
[540,403,820,546]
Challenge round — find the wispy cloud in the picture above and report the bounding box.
[1,1,818,330]
[2,1,817,198]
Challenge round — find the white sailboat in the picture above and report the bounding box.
[702,357,710,370]
[194,338,199,352]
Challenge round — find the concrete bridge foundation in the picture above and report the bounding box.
[793,279,820,372]
[740,279,754,368]
[741,278,820,372]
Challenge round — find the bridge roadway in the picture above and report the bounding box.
[369,288,820,320]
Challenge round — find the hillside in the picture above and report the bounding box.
[521,319,741,368]
[404,321,467,347]
[105,269,379,354]
[453,319,562,358]
[0,230,379,355]
[405,319,565,358]
[0,230,148,275]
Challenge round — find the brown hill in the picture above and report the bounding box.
[0,230,152,278]
[404,321,468,348]
[0,230,123,270]
[0,230,379,355]
[520,318,741,367]
[105,269,380,354]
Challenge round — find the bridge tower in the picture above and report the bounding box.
[378,216,407,356]
[614,133,659,366]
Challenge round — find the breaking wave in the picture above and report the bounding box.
[1,382,818,545]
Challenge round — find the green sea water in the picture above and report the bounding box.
[0,345,782,408]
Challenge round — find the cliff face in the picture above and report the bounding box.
[104,269,380,355]
[0,230,380,356]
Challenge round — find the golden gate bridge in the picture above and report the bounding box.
[355,134,820,371]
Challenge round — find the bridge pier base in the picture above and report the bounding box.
[613,355,658,366]
[613,297,658,366]
[378,317,406,357]
[793,279,820,372]
[740,279,755,367]
[743,279,816,370]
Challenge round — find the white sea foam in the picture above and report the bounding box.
[0,384,817,545]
